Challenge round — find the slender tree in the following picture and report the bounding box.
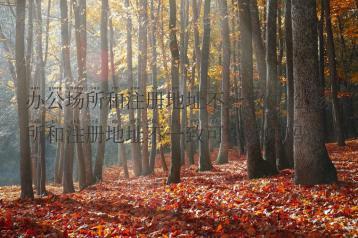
[318,0,328,142]
[263,0,279,174]
[60,0,75,193]
[16,0,34,199]
[323,0,346,146]
[149,0,160,173]
[250,0,266,97]
[238,0,270,179]
[291,0,337,185]
[138,0,150,175]
[281,0,294,169]
[94,0,110,181]
[167,0,181,184]
[109,15,129,178]
[198,0,213,171]
[180,0,189,165]
[73,0,87,189]
[34,0,47,195]
[126,0,142,176]
[78,0,94,186]
[216,0,230,164]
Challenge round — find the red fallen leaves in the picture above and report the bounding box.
[0,140,357,237]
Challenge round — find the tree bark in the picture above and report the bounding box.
[250,0,266,98]
[94,0,110,181]
[60,0,75,193]
[198,0,213,172]
[323,0,346,146]
[180,0,189,165]
[149,0,160,173]
[109,15,129,178]
[167,0,182,184]
[73,0,89,189]
[16,0,34,199]
[281,0,294,169]
[138,0,150,175]
[216,0,230,164]
[292,0,337,185]
[263,0,279,174]
[238,0,270,179]
[126,0,142,176]
[34,0,47,195]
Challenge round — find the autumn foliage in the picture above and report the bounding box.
[0,140,357,237]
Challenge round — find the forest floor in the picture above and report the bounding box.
[0,140,357,237]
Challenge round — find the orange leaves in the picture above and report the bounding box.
[1,141,358,236]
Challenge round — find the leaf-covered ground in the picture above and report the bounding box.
[0,140,357,237]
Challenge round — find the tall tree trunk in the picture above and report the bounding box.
[238,0,270,179]
[24,0,36,186]
[275,3,287,170]
[188,51,196,165]
[250,0,266,148]
[198,0,213,171]
[233,6,245,154]
[167,0,181,184]
[109,15,129,178]
[250,0,266,98]
[73,0,88,189]
[187,0,202,165]
[337,17,355,138]
[137,0,150,175]
[34,0,47,195]
[263,0,279,174]
[126,0,142,176]
[180,0,189,165]
[60,0,75,193]
[318,0,328,142]
[216,0,230,164]
[149,0,160,173]
[292,0,337,185]
[75,0,94,186]
[94,0,110,181]
[192,0,201,81]
[323,0,346,146]
[54,65,64,184]
[16,0,34,199]
[43,0,51,66]
[281,0,294,169]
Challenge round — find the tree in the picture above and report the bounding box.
[249,0,266,98]
[318,0,328,142]
[137,0,150,175]
[238,0,270,179]
[60,0,75,193]
[179,0,189,165]
[149,0,160,173]
[76,0,94,186]
[73,0,90,189]
[281,0,294,169]
[291,0,337,185]
[323,0,346,146]
[263,0,279,174]
[16,0,34,199]
[94,0,110,181]
[188,0,202,165]
[167,0,181,184]
[34,0,47,195]
[216,0,230,164]
[126,0,142,176]
[198,0,213,171]
[109,13,129,178]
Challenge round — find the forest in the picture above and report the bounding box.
[0,0,357,236]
